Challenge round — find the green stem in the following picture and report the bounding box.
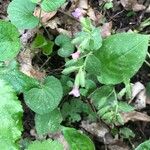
[145,60,150,67]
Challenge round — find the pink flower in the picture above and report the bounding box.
[71,51,80,59]
[69,86,80,97]
[72,8,84,19]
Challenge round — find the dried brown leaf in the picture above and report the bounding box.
[101,22,112,38]
[78,0,88,9]
[120,0,146,12]
[34,7,57,24]
[121,111,150,123]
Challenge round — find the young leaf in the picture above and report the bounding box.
[55,34,75,57]
[7,0,39,29]
[26,139,63,150]
[0,20,20,61]
[135,140,150,150]
[35,108,63,135]
[24,76,63,114]
[42,40,54,56]
[92,33,149,85]
[41,0,66,12]
[63,127,95,150]
[0,80,23,144]
[31,34,47,49]
[61,99,93,122]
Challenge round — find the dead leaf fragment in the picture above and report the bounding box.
[101,22,112,38]
[34,7,57,24]
[122,111,150,123]
[78,0,88,9]
[48,132,69,150]
[135,90,146,109]
[120,0,146,12]
[131,82,145,100]
[87,8,97,21]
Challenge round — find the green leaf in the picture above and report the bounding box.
[0,80,23,143]
[0,20,20,61]
[62,66,80,75]
[24,76,63,114]
[31,34,47,49]
[118,102,134,112]
[63,127,95,150]
[90,85,113,109]
[61,99,92,122]
[42,40,54,56]
[30,0,40,3]
[0,139,18,150]
[85,54,101,76]
[72,20,102,52]
[7,0,39,29]
[119,127,135,139]
[26,139,63,150]
[35,108,63,135]
[92,33,149,84]
[41,0,66,12]
[55,34,75,57]
[0,60,39,93]
[135,140,150,150]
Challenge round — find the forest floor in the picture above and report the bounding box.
[0,0,150,150]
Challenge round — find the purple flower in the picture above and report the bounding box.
[72,8,84,19]
[71,51,80,59]
[69,86,80,97]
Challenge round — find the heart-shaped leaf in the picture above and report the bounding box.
[24,76,63,114]
[55,34,75,57]
[0,20,20,61]
[7,0,39,29]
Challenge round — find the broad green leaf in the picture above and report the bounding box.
[41,0,66,12]
[55,34,75,57]
[0,60,39,93]
[0,20,20,61]
[35,108,63,135]
[0,139,18,150]
[24,76,63,114]
[7,0,39,29]
[63,127,95,150]
[135,140,150,150]
[87,33,149,85]
[26,139,63,150]
[0,80,23,143]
